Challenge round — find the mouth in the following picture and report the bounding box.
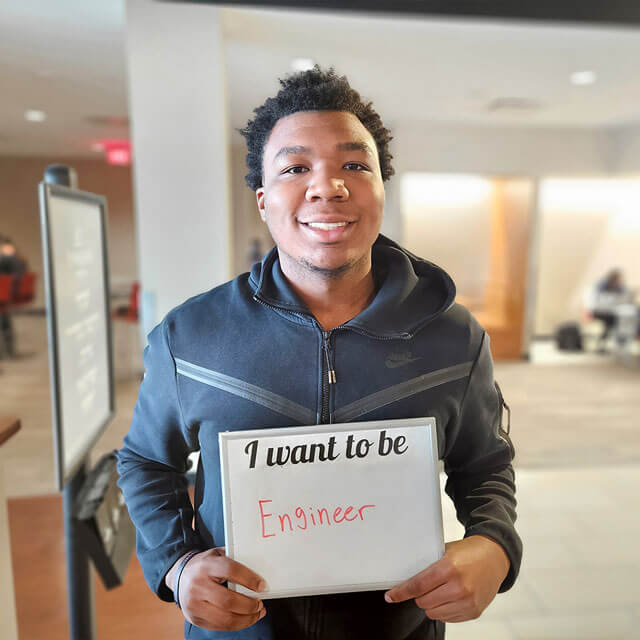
[302,221,352,231]
[298,219,356,241]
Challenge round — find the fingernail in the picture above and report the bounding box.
[257,580,267,592]
[384,593,393,603]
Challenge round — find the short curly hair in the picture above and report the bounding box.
[239,66,394,191]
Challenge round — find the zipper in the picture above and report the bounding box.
[322,331,337,385]
[254,293,412,426]
[253,294,337,425]
[320,330,336,424]
[253,294,311,324]
[254,293,411,341]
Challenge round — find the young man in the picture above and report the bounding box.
[118,67,521,640]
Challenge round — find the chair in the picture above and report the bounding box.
[113,282,139,323]
[12,272,36,305]
[0,275,15,360]
[0,276,12,307]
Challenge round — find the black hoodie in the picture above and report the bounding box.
[117,235,521,640]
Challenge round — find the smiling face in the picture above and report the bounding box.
[256,111,385,280]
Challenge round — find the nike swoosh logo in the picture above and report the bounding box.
[385,356,423,369]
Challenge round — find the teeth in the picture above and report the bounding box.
[306,222,349,230]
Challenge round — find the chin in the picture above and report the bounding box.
[302,258,352,278]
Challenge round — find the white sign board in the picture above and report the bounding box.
[219,418,444,599]
[39,182,114,490]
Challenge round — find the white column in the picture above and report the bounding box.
[125,0,232,337]
[380,177,404,245]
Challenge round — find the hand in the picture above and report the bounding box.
[167,547,267,631]
[384,535,510,623]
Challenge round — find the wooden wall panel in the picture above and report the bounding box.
[474,178,534,360]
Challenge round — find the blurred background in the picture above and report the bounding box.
[0,1,639,639]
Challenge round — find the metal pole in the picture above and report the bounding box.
[63,459,96,640]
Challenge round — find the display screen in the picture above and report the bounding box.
[40,183,114,489]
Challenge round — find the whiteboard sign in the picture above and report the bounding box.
[39,182,115,490]
[219,418,444,599]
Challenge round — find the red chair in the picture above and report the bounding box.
[113,281,139,323]
[0,275,15,360]
[12,272,36,305]
[0,275,12,307]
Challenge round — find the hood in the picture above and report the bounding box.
[249,234,456,339]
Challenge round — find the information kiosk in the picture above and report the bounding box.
[39,173,133,640]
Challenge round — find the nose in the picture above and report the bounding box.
[305,173,349,202]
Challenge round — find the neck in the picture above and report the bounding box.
[278,251,376,331]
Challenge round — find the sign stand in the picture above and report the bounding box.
[41,165,125,640]
[63,459,96,640]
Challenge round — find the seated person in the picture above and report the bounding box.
[0,235,27,358]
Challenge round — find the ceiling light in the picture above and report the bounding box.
[291,58,315,72]
[570,70,596,86]
[24,109,46,122]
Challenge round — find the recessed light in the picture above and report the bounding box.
[25,109,47,122]
[570,70,596,86]
[291,58,315,72]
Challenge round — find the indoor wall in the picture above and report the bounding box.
[230,143,274,276]
[0,156,137,308]
[401,173,533,359]
[535,177,640,336]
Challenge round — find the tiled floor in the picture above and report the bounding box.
[441,468,640,639]
[2,316,640,639]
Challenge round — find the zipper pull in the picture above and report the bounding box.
[323,331,337,384]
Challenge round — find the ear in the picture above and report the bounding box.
[256,187,266,222]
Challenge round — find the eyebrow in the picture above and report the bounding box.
[273,141,374,161]
[274,145,310,160]
[336,141,374,157]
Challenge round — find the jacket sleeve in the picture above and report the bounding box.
[116,319,204,601]
[443,331,522,592]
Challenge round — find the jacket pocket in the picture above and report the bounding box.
[495,381,515,458]
[175,358,315,424]
[333,361,473,423]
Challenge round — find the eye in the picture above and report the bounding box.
[344,162,368,171]
[283,165,308,175]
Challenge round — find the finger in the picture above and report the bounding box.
[206,581,264,615]
[205,555,267,594]
[414,582,459,611]
[424,601,473,623]
[190,601,266,631]
[385,561,448,603]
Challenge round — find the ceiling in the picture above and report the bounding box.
[0,1,128,156]
[173,0,640,25]
[223,8,640,133]
[1,1,640,156]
